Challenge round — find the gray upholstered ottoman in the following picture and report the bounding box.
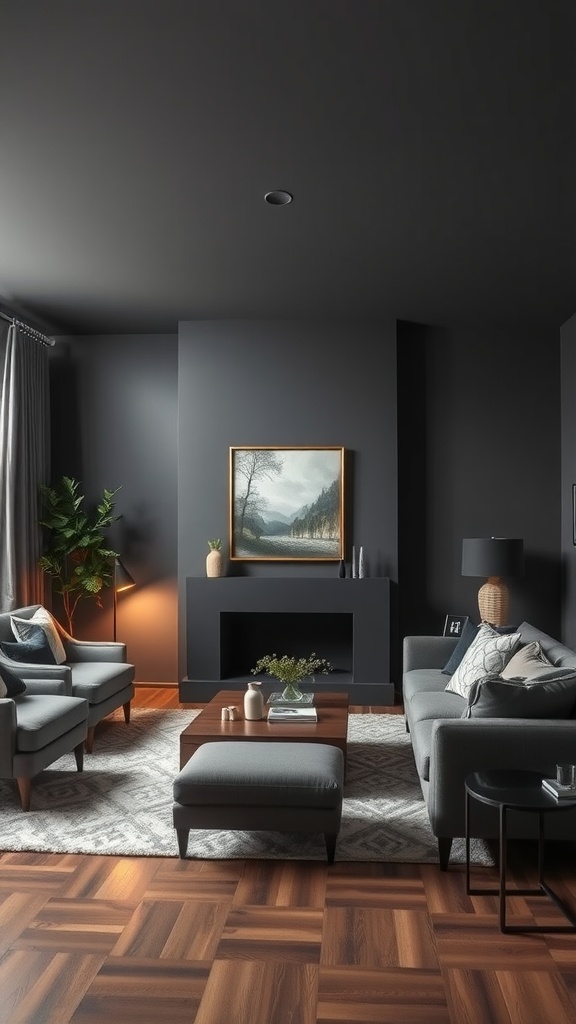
[172,740,344,862]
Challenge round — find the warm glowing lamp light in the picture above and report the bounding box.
[113,557,136,642]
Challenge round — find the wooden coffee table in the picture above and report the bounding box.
[179,690,350,769]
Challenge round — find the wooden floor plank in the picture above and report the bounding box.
[194,960,318,1024]
[316,965,451,1023]
[13,898,132,954]
[233,859,327,907]
[321,907,439,968]
[69,958,210,1024]
[0,950,105,1024]
[216,906,324,962]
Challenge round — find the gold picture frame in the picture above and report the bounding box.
[230,446,345,561]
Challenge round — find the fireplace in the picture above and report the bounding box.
[181,577,392,703]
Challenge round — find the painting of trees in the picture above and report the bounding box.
[230,447,344,560]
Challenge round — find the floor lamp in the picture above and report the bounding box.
[461,537,524,627]
[113,557,136,642]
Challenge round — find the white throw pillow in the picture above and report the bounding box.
[11,607,67,665]
[500,641,553,680]
[445,623,521,699]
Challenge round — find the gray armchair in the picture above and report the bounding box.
[1,685,89,810]
[0,604,135,752]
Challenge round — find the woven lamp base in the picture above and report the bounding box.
[478,576,509,628]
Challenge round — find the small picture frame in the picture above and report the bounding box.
[443,614,469,638]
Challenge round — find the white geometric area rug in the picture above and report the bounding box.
[0,709,493,865]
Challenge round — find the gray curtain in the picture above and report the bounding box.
[0,322,50,610]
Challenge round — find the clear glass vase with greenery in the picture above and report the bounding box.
[251,652,332,702]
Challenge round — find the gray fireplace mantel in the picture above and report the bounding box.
[181,576,392,703]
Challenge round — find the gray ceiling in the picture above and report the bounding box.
[1,0,575,336]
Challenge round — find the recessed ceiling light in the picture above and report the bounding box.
[264,190,293,205]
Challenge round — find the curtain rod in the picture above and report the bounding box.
[0,309,55,347]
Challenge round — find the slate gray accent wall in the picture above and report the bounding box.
[49,315,565,691]
[561,312,576,648]
[177,319,398,685]
[398,321,561,643]
[49,334,179,682]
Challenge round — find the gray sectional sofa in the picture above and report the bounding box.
[403,621,576,869]
[0,604,135,752]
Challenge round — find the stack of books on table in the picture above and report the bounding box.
[267,706,318,723]
[541,778,576,800]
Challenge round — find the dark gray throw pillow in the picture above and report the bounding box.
[0,662,27,696]
[442,620,479,675]
[462,669,576,719]
[0,625,56,665]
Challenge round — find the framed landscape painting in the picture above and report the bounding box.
[230,446,345,561]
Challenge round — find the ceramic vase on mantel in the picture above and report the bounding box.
[206,539,224,577]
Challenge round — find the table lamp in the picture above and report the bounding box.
[461,537,524,627]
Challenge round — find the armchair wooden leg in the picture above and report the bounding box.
[85,727,96,754]
[123,700,131,724]
[74,741,85,771]
[16,776,31,812]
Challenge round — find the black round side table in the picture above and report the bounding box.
[465,769,576,934]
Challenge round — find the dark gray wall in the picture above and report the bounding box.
[177,319,398,682]
[398,321,562,642]
[561,313,576,647]
[50,315,569,694]
[49,334,179,681]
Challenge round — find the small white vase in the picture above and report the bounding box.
[244,681,264,720]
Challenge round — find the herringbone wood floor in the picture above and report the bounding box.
[1,687,576,1023]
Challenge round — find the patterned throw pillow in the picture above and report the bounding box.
[445,624,522,698]
[11,607,67,665]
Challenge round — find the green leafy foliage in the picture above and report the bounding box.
[38,476,121,635]
[251,652,332,685]
[208,538,222,550]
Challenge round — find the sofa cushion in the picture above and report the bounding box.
[517,622,576,669]
[462,670,576,719]
[445,624,521,699]
[69,661,135,703]
[441,620,479,675]
[0,627,56,665]
[11,607,67,665]
[406,690,466,726]
[403,669,450,704]
[0,662,27,697]
[501,641,553,679]
[14,694,89,752]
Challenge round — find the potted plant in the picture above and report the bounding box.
[251,652,332,702]
[38,476,121,636]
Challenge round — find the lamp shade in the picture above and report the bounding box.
[461,538,524,579]
[114,557,136,592]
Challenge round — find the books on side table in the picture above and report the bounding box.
[542,778,576,800]
[267,706,318,723]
